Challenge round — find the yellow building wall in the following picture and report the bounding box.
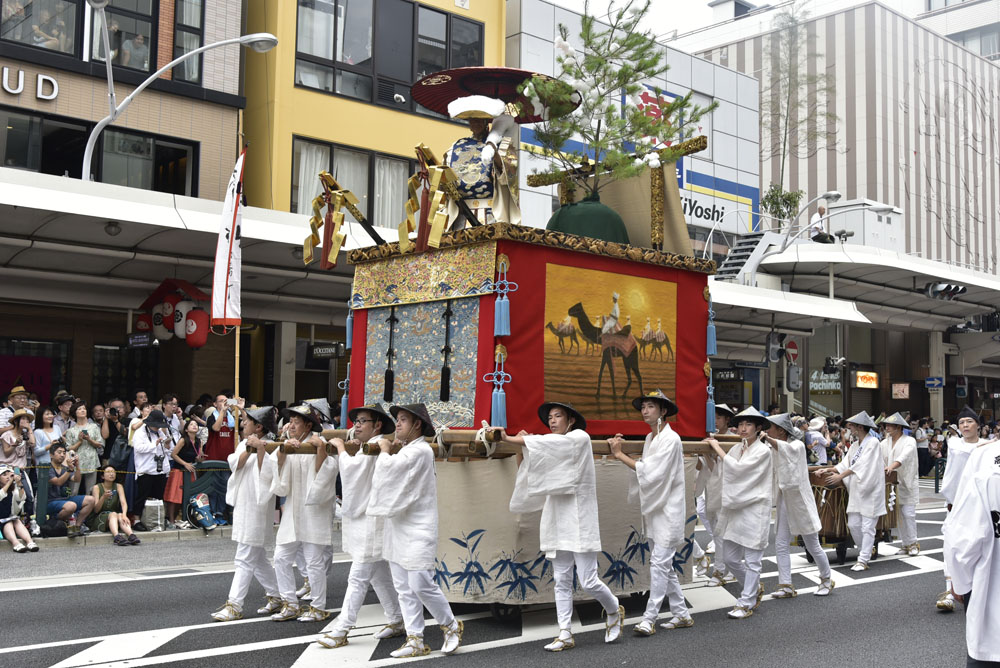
[243,0,506,212]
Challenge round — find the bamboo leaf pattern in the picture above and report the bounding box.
[623,525,651,565]
[434,559,453,590]
[601,549,638,589]
[489,549,542,601]
[447,529,492,595]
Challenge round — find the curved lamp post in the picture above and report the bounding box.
[82,0,276,180]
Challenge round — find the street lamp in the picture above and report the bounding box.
[82,1,277,181]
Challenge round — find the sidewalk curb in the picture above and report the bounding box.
[32,526,233,549]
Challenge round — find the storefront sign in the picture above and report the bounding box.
[714,369,741,381]
[892,383,910,400]
[809,369,842,395]
[128,332,154,348]
[853,370,879,389]
[309,342,345,360]
[734,360,768,369]
[2,67,59,101]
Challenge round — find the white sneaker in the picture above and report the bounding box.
[211,602,243,622]
[814,578,835,596]
[390,635,431,658]
[296,579,312,600]
[374,621,405,639]
[604,604,624,643]
[440,620,463,655]
[633,620,655,636]
[29,519,40,537]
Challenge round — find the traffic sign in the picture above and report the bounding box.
[924,376,944,389]
[785,340,799,363]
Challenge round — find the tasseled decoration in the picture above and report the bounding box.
[339,370,350,428]
[384,368,394,402]
[440,366,451,402]
[493,256,517,337]
[706,296,717,356]
[482,345,511,428]
[345,306,353,351]
[706,374,716,434]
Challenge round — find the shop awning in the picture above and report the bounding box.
[759,244,1000,330]
[708,278,869,361]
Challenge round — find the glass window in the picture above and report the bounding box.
[40,119,86,178]
[152,139,193,195]
[176,0,201,29]
[981,29,999,58]
[291,138,331,214]
[336,70,372,101]
[374,0,413,82]
[106,12,151,70]
[374,155,409,229]
[100,129,194,195]
[416,7,446,81]
[296,59,335,92]
[450,17,482,68]
[333,147,370,221]
[0,111,38,170]
[2,0,79,54]
[174,0,203,83]
[336,0,372,67]
[297,0,335,60]
[110,0,151,13]
[92,344,158,406]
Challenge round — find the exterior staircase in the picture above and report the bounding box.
[714,231,786,284]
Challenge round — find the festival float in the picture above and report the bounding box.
[292,25,733,612]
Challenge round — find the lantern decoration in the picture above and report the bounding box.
[185,308,210,349]
[151,303,174,341]
[162,293,181,324]
[174,300,195,339]
[136,313,153,333]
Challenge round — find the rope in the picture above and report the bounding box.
[434,427,448,460]
[474,420,496,458]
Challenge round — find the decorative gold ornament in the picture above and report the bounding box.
[421,74,452,85]
[704,361,712,378]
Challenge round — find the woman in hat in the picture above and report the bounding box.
[0,464,36,552]
[705,406,774,619]
[818,411,885,571]
[609,390,693,635]
[211,404,281,622]
[367,403,463,658]
[0,385,30,437]
[131,409,172,531]
[762,414,834,598]
[502,401,624,650]
[315,404,403,649]
[880,413,920,556]
[263,404,336,623]
[937,405,987,612]
[702,403,737,586]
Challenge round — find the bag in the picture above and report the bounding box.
[141,498,165,531]
[40,518,68,538]
[108,435,130,470]
[186,493,216,531]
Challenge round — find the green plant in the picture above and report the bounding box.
[522,0,715,198]
[760,183,805,225]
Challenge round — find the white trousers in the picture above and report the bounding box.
[774,497,831,584]
[644,541,689,623]
[228,542,279,609]
[389,561,455,636]
[696,495,713,539]
[897,504,917,546]
[721,541,764,608]
[551,551,619,631]
[333,560,402,632]
[274,541,330,609]
[846,513,878,564]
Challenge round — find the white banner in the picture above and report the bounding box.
[212,149,245,326]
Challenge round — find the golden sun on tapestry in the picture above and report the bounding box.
[544,264,678,422]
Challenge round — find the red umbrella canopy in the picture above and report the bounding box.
[411,66,579,124]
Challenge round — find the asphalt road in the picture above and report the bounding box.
[2,505,971,668]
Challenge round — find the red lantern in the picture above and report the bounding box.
[162,293,181,322]
[185,308,210,349]
[136,313,153,332]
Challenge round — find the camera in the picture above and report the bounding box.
[109,407,118,418]
[154,453,165,473]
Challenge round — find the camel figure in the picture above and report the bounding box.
[648,318,675,362]
[568,302,644,398]
[546,321,580,355]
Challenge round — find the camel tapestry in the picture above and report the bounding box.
[543,263,678,422]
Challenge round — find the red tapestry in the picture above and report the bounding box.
[0,355,52,407]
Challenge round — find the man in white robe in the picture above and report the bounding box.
[314,404,404,649]
[706,406,774,619]
[502,401,624,650]
[212,405,281,621]
[367,403,463,659]
[942,438,1000,665]
[609,390,693,635]
[880,412,920,556]
[762,413,834,598]
[703,403,736,586]
[262,405,336,622]
[938,405,988,612]
[820,411,885,571]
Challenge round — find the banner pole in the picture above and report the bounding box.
[234,325,241,403]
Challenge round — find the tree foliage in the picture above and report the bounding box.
[522,0,715,197]
[760,183,805,224]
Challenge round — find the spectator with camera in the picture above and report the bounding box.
[0,385,31,436]
[88,465,140,545]
[1,464,37,552]
[101,398,127,445]
[131,409,171,531]
[63,401,104,496]
[1,408,36,520]
[47,443,95,535]
[164,418,203,528]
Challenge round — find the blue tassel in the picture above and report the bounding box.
[706,397,716,434]
[706,321,717,356]
[495,295,510,337]
[345,309,353,350]
[491,388,507,428]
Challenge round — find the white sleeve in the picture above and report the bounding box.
[943,476,991,596]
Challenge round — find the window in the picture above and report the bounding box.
[92,344,159,405]
[174,0,203,84]
[949,23,1000,60]
[1,0,79,55]
[100,129,195,195]
[0,108,87,177]
[0,337,71,401]
[93,0,153,71]
[295,0,484,112]
[291,136,414,230]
